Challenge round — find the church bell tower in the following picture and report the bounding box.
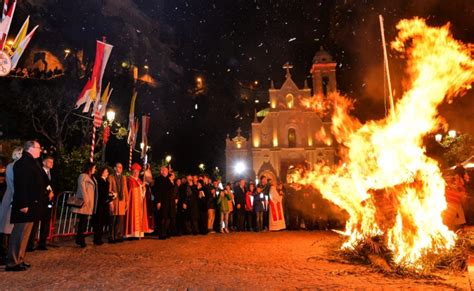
[310,46,337,97]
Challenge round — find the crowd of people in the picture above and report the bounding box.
[0,140,344,272]
[1,140,471,273]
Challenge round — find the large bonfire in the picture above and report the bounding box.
[295,18,474,270]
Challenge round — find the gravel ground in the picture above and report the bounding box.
[0,231,469,289]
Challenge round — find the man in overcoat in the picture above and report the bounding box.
[27,156,55,251]
[6,141,45,271]
[153,166,175,239]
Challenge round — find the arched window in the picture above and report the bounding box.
[285,93,294,109]
[288,128,296,147]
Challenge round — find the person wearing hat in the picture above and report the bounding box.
[124,163,152,238]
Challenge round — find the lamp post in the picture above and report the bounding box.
[101,110,115,164]
[234,161,245,175]
[198,163,205,172]
[165,155,172,170]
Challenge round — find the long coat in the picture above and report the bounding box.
[178,183,199,219]
[95,177,110,225]
[72,173,98,216]
[11,152,46,223]
[153,175,176,219]
[108,174,129,216]
[0,162,16,233]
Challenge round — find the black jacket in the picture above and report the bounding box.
[153,175,176,218]
[11,152,47,223]
[178,183,199,218]
[95,177,110,223]
[233,186,246,209]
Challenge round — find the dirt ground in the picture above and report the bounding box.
[0,231,470,289]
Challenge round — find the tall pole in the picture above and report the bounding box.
[379,15,396,117]
[90,125,96,162]
[101,121,108,164]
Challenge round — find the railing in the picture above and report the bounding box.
[49,191,94,241]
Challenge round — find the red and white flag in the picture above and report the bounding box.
[0,0,15,50]
[75,40,113,112]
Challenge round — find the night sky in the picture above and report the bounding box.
[3,0,474,175]
[155,0,474,173]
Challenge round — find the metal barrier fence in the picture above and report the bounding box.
[49,191,94,241]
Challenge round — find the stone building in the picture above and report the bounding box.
[226,48,338,183]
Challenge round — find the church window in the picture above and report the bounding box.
[288,128,296,147]
[286,94,294,109]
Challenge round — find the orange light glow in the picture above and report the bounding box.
[253,135,260,148]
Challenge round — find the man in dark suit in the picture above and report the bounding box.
[233,179,247,231]
[153,166,175,240]
[27,156,55,251]
[6,140,46,271]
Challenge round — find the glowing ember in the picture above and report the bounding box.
[294,18,474,270]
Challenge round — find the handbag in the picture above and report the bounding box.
[66,195,84,208]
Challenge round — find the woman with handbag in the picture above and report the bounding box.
[73,162,97,248]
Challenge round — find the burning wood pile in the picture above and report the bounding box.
[293,18,474,273]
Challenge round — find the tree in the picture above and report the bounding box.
[7,78,88,154]
[442,134,474,167]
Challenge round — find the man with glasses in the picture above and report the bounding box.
[6,141,46,271]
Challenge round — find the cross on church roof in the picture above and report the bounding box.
[236,127,242,136]
[283,62,293,78]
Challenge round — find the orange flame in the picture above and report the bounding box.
[294,18,474,270]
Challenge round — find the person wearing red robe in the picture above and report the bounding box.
[124,163,153,238]
[269,182,286,231]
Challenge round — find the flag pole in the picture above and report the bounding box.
[379,15,395,117]
[128,65,139,171]
[90,125,96,162]
[129,141,133,172]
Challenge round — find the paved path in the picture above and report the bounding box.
[0,231,469,289]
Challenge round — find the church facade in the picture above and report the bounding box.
[225,48,338,183]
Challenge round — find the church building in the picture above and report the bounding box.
[225,48,338,183]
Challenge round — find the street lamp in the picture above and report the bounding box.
[165,155,172,170]
[106,110,116,123]
[435,134,443,143]
[199,163,205,171]
[234,161,246,175]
